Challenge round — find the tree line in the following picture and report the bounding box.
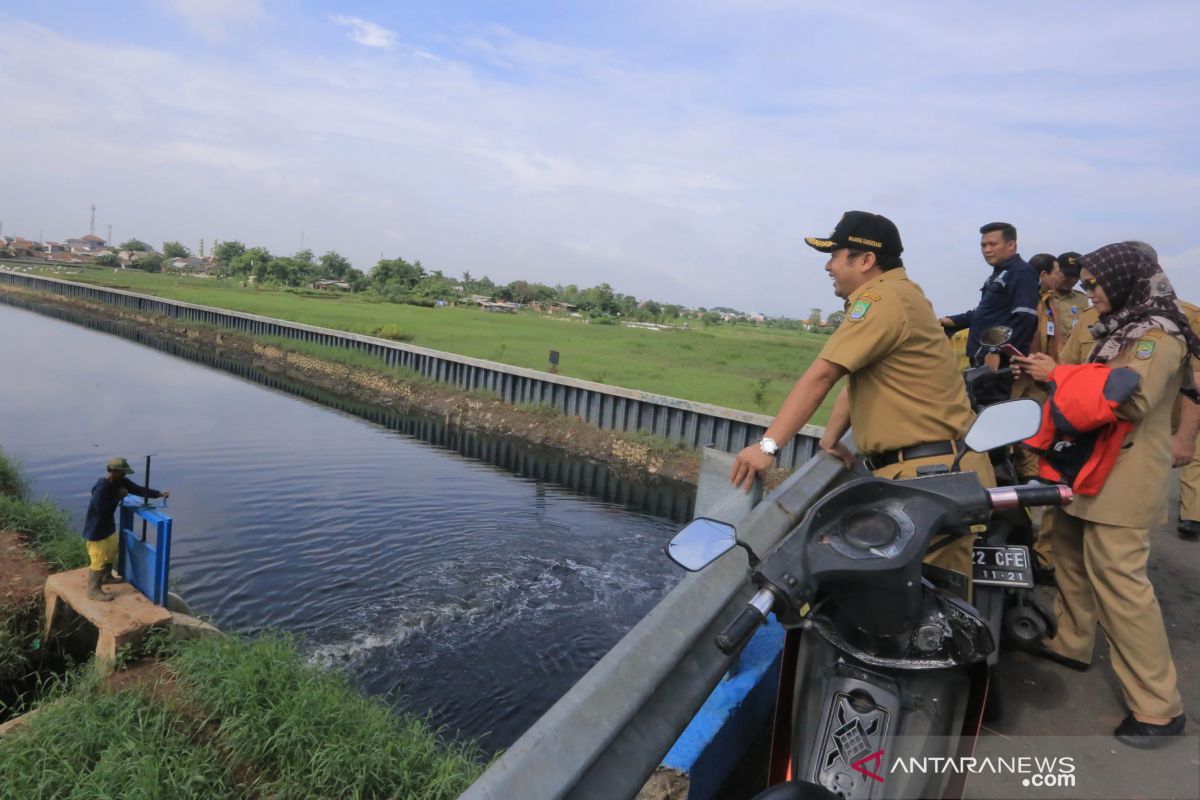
[52,236,827,327]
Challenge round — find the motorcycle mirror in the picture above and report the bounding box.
[978,325,1014,348]
[963,398,1042,454]
[667,518,739,572]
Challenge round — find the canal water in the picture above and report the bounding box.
[0,298,694,752]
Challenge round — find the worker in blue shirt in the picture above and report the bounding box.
[939,222,1039,368]
[81,456,169,602]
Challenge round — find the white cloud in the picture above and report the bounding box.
[331,15,399,50]
[153,0,266,40]
[1,7,1199,317]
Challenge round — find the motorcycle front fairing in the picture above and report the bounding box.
[755,472,997,800]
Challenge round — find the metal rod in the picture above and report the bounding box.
[141,455,151,541]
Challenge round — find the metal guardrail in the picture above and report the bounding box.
[0,269,824,467]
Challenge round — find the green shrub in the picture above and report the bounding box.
[0,448,29,501]
[0,496,86,571]
[0,677,237,799]
[171,634,483,799]
[371,324,414,342]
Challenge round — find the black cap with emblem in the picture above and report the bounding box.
[805,210,904,268]
[1057,251,1083,279]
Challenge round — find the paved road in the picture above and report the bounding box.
[979,475,1199,799]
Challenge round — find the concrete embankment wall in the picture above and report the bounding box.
[0,269,824,468]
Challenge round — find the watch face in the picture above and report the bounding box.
[760,438,778,455]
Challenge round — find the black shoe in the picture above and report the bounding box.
[1178,520,1200,540]
[1029,645,1089,672]
[1114,713,1186,749]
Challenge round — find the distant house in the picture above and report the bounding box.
[169,256,208,272]
[8,238,41,258]
[43,241,65,254]
[309,279,351,291]
[478,300,519,313]
[65,234,107,254]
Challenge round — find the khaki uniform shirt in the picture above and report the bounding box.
[1169,300,1200,430]
[1033,288,1088,361]
[818,268,976,456]
[1057,306,1101,366]
[1066,333,1188,528]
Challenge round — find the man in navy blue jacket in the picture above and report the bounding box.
[939,222,1039,367]
[81,457,169,602]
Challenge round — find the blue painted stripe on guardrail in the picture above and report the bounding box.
[661,617,785,800]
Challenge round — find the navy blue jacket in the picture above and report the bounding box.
[947,254,1039,364]
[82,476,162,541]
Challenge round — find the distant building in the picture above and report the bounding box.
[308,279,351,291]
[65,234,107,254]
[169,256,209,272]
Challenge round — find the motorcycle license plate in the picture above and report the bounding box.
[972,545,1034,588]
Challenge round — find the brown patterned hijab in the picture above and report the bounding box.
[1082,242,1200,398]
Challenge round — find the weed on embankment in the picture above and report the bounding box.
[0,635,483,799]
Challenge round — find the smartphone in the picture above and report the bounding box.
[998,343,1024,358]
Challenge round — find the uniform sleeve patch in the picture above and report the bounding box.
[860,291,882,302]
[1135,339,1157,359]
[1141,329,1163,340]
[848,299,872,321]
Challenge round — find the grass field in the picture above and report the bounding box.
[9,263,836,423]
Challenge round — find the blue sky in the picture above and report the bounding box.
[2,1,1198,316]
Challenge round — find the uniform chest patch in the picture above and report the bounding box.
[1135,339,1156,359]
[848,299,872,321]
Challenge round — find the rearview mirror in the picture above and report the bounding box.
[964,399,1042,454]
[667,518,738,572]
[979,325,1013,348]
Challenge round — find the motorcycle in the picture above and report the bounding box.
[666,400,1072,800]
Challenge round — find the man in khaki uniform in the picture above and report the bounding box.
[732,210,994,582]
[1175,300,1200,539]
[1013,244,1191,746]
[1013,253,1089,569]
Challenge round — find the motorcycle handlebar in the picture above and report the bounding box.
[716,588,775,655]
[986,483,1073,511]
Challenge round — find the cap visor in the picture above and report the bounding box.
[805,237,837,253]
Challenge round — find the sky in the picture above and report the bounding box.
[1,0,1198,317]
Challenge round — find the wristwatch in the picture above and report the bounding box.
[758,437,779,457]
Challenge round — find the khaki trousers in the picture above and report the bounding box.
[1046,513,1183,719]
[1010,379,1046,480]
[1033,507,1056,569]
[1180,445,1200,522]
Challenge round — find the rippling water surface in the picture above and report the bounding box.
[0,299,692,751]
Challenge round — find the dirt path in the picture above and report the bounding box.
[0,531,51,609]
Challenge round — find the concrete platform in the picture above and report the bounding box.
[43,568,172,669]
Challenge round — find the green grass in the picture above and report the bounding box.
[0,448,86,571]
[10,263,836,423]
[0,635,484,800]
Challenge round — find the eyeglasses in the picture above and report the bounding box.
[1080,278,1099,292]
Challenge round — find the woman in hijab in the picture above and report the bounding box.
[1012,242,1199,748]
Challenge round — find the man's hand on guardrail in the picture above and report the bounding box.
[731,446,773,492]
[819,437,855,470]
